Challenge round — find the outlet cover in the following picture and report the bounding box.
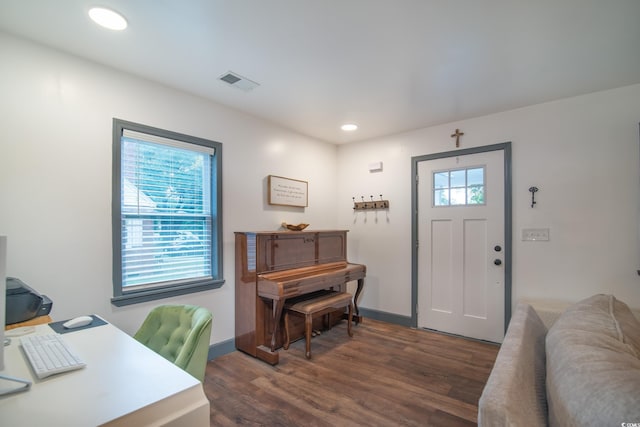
[522,228,550,241]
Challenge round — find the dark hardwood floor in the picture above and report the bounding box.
[204,318,499,426]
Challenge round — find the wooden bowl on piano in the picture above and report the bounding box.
[282,222,309,231]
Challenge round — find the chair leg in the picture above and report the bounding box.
[283,312,291,350]
[305,313,312,359]
[347,302,353,337]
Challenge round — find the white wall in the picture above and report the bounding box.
[338,84,640,316]
[0,33,339,344]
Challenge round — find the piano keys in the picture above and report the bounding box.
[235,230,366,365]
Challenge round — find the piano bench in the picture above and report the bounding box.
[283,290,354,359]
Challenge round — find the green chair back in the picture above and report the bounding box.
[134,304,212,381]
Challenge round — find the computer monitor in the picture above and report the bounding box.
[0,235,31,394]
[0,235,6,370]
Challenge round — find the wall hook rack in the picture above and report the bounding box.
[353,194,390,210]
[529,186,538,208]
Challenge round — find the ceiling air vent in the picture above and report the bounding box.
[218,71,260,91]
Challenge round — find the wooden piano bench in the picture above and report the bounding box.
[283,290,354,359]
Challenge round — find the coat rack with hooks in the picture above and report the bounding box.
[353,194,390,210]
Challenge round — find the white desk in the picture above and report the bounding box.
[0,320,209,426]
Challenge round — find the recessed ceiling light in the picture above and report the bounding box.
[89,7,128,31]
[341,124,358,131]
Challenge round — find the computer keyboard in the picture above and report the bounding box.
[20,334,86,379]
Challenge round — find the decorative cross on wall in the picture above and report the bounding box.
[450,128,464,147]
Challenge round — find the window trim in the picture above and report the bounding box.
[111,118,224,307]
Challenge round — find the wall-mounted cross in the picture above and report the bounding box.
[450,128,464,147]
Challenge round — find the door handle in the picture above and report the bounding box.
[494,259,502,266]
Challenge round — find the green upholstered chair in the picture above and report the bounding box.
[134,304,212,382]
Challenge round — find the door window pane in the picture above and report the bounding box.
[434,172,449,189]
[451,188,466,205]
[467,168,484,186]
[450,170,466,187]
[468,186,485,205]
[434,189,449,206]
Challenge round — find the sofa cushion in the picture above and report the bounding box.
[546,294,640,427]
[478,303,548,427]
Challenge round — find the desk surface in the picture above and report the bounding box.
[0,320,209,426]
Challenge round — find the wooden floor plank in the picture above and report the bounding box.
[204,318,499,426]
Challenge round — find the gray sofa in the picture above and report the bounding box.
[478,294,640,426]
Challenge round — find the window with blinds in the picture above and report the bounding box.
[112,119,223,306]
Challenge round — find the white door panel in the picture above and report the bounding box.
[463,218,488,319]
[430,219,453,313]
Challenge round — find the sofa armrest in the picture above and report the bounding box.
[478,303,548,427]
[545,294,640,426]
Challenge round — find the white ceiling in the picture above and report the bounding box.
[1,0,639,144]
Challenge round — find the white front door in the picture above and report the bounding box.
[417,149,505,343]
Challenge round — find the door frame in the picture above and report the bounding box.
[411,142,512,334]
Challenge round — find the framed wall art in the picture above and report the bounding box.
[268,175,308,207]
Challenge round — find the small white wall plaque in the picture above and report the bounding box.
[268,175,308,208]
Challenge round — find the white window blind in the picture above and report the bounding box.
[120,132,214,289]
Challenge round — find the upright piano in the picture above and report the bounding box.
[235,230,366,365]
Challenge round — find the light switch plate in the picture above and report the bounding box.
[522,228,550,241]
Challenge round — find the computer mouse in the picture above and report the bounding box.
[63,315,93,329]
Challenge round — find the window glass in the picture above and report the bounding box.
[432,166,485,207]
[467,168,484,186]
[450,169,466,188]
[450,188,466,205]
[434,189,449,206]
[467,186,485,205]
[121,139,212,287]
[434,172,449,189]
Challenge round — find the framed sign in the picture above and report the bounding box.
[268,175,308,207]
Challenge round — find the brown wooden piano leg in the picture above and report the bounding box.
[270,299,285,352]
[305,313,312,359]
[354,277,364,324]
[347,302,354,337]
[283,311,291,350]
